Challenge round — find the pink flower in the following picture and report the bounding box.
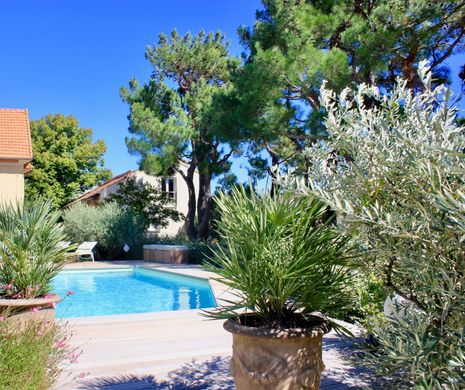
[66,290,75,296]
[69,352,78,363]
[55,338,67,349]
[31,307,41,313]
[44,293,55,299]
[0,316,4,322]
[3,284,13,290]
[78,372,87,379]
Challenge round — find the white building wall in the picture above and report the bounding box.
[92,167,199,237]
[134,167,199,237]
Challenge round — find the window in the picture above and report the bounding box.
[161,177,176,203]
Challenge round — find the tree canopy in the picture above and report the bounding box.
[25,114,111,208]
[121,30,240,240]
[230,0,465,187]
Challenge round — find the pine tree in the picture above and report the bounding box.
[121,30,240,240]
[232,0,465,187]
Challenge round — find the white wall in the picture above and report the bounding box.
[93,167,199,237]
[134,167,199,237]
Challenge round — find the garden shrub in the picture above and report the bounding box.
[351,272,388,331]
[62,202,145,260]
[106,176,182,229]
[288,61,465,388]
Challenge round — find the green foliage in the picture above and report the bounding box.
[121,30,240,240]
[0,200,68,299]
[25,114,112,208]
[205,186,354,328]
[107,176,182,230]
[232,0,465,186]
[290,62,465,388]
[0,319,74,390]
[62,202,145,260]
[361,310,465,389]
[352,272,388,332]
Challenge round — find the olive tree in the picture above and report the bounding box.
[287,61,465,388]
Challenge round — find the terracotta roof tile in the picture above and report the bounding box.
[67,170,135,205]
[0,108,33,160]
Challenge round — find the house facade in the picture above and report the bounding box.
[69,164,199,237]
[0,109,33,206]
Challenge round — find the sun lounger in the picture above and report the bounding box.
[75,241,97,262]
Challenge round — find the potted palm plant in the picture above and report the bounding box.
[205,187,354,390]
[0,200,69,325]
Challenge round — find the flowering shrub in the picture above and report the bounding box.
[0,316,80,390]
[287,61,465,388]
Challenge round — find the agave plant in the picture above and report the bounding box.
[0,200,69,299]
[205,186,355,329]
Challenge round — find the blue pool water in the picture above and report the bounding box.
[52,267,216,318]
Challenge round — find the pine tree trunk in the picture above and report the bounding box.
[182,165,197,240]
[269,150,280,198]
[196,171,212,241]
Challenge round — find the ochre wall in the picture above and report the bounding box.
[0,162,25,206]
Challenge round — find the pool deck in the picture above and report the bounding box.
[52,261,372,390]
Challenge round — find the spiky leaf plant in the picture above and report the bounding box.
[205,187,354,329]
[0,200,69,299]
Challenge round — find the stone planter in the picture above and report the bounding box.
[224,317,328,390]
[0,294,61,327]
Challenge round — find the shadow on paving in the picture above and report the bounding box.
[322,334,377,389]
[74,356,234,390]
[74,341,377,390]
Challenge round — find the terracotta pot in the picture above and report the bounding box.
[0,294,61,328]
[224,318,327,390]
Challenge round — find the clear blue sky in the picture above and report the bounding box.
[0,0,262,179]
[0,1,463,183]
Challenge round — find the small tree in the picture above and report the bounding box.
[205,187,354,327]
[25,114,111,207]
[288,61,465,388]
[107,176,182,230]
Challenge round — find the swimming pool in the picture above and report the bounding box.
[52,267,216,318]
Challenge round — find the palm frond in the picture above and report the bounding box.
[0,200,68,298]
[204,187,356,328]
